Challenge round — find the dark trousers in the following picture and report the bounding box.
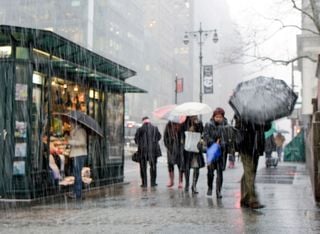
[207,158,223,194]
[139,156,157,187]
[73,155,87,199]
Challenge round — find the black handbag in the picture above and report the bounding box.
[132,151,140,163]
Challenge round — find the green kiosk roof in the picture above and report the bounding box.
[0,25,146,93]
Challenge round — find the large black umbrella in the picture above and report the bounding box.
[54,111,103,137]
[229,76,298,124]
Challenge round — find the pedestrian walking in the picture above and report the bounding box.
[234,115,271,209]
[274,133,285,161]
[203,107,229,198]
[163,121,184,188]
[67,120,88,200]
[134,116,162,187]
[182,116,204,193]
[265,135,276,159]
[228,153,236,169]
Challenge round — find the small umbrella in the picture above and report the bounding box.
[152,104,186,123]
[54,111,103,137]
[170,102,212,116]
[229,76,298,124]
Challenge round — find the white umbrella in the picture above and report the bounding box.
[170,102,212,116]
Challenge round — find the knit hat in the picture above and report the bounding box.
[213,107,225,117]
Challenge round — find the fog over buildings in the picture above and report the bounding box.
[0,0,245,126]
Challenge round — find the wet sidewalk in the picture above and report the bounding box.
[0,156,319,233]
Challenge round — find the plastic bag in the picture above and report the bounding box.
[184,131,201,153]
[206,143,222,164]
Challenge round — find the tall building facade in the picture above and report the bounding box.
[0,0,194,127]
[297,0,320,119]
[0,0,243,127]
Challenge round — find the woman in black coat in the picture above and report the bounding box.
[182,116,204,193]
[203,107,229,198]
[164,121,184,188]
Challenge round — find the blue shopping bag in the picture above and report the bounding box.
[206,143,222,164]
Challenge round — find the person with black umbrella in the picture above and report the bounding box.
[234,115,271,209]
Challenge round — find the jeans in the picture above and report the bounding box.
[73,155,87,199]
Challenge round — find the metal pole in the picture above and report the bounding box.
[175,74,178,104]
[199,22,203,103]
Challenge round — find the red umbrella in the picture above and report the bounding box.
[152,105,186,123]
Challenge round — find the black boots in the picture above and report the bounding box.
[191,169,199,194]
[150,165,157,187]
[207,171,214,196]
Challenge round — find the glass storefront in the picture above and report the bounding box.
[0,25,145,199]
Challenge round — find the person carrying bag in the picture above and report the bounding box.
[182,116,204,194]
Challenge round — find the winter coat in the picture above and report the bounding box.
[181,117,204,169]
[234,117,271,157]
[134,122,162,163]
[68,125,87,157]
[163,122,184,167]
[203,117,230,149]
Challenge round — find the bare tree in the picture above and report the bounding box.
[225,0,320,67]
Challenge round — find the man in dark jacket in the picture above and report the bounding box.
[234,115,271,209]
[135,116,162,187]
[203,107,229,198]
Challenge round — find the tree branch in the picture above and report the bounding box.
[273,18,320,35]
[259,55,317,65]
[291,0,320,33]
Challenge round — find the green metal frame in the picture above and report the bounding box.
[0,25,145,200]
[0,25,146,93]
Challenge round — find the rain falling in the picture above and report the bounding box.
[0,0,320,233]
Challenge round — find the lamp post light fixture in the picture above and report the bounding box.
[183,22,218,103]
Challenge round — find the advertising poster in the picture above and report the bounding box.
[203,65,213,94]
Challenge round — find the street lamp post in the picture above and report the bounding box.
[183,22,218,103]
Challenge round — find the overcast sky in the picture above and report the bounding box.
[225,0,301,136]
[226,0,301,80]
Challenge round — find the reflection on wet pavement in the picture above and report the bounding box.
[0,158,319,233]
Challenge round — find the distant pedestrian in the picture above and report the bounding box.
[274,133,285,161]
[265,135,276,159]
[234,115,271,209]
[134,116,162,187]
[164,121,184,188]
[203,107,229,198]
[182,116,204,193]
[228,153,236,169]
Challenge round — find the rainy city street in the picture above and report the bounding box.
[0,1,320,233]
[0,153,319,234]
